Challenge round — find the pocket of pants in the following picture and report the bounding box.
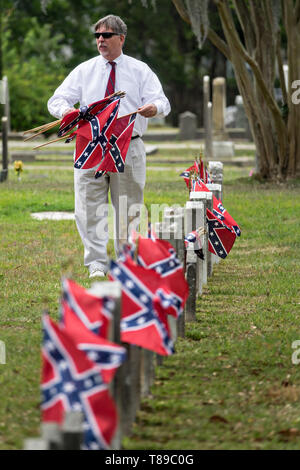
[130,140,146,168]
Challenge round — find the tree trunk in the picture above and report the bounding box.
[172,0,300,180]
[283,0,300,177]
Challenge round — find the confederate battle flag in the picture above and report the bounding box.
[109,257,175,356]
[41,315,117,450]
[94,113,137,178]
[206,209,236,259]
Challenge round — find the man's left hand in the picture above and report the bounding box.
[137,104,157,118]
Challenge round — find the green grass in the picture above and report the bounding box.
[0,159,299,449]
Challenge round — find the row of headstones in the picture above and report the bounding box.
[159,161,223,322]
[24,160,224,450]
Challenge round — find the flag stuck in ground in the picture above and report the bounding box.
[41,314,118,450]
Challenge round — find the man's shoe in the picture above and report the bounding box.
[89,269,106,279]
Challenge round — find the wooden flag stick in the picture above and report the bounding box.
[109,90,126,99]
[118,110,139,120]
[23,121,61,142]
[23,119,61,135]
[33,134,74,150]
[23,91,126,137]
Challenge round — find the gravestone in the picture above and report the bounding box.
[206,183,222,202]
[185,242,197,322]
[235,95,252,141]
[61,411,84,450]
[150,115,166,127]
[205,102,213,160]
[203,76,213,159]
[185,199,206,293]
[88,281,122,450]
[225,105,237,128]
[205,183,222,266]
[179,111,197,140]
[208,161,223,200]
[189,191,213,280]
[155,212,185,338]
[163,206,185,264]
[212,77,228,141]
[212,141,235,159]
[140,349,155,398]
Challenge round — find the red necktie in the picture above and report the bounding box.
[105,61,116,97]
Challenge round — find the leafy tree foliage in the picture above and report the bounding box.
[2,14,67,130]
[1,0,233,130]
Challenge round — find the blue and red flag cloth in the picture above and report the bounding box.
[41,315,117,450]
[109,256,175,356]
[57,95,120,138]
[61,278,113,338]
[73,99,120,170]
[129,231,189,318]
[182,176,242,237]
[212,199,241,237]
[180,159,212,189]
[184,230,204,260]
[60,299,126,384]
[95,112,137,178]
[206,168,212,184]
[190,179,211,192]
[206,208,236,259]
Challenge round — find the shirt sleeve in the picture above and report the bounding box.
[140,67,171,118]
[47,66,82,119]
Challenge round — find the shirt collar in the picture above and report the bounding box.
[103,52,123,66]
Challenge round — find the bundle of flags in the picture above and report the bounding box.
[180,157,211,191]
[57,93,136,178]
[24,91,136,179]
[180,158,241,259]
[41,278,126,450]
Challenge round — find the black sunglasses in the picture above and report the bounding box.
[94,32,120,39]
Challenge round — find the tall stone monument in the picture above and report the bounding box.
[212,77,228,141]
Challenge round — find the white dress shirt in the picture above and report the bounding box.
[47,52,170,137]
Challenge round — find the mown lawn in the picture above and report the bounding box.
[0,159,299,449]
[125,172,300,450]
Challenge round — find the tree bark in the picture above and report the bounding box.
[283,0,300,177]
[171,0,300,180]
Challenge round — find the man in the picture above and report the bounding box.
[48,15,170,278]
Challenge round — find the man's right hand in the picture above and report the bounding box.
[62,107,77,118]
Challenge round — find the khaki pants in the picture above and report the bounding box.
[74,138,146,273]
